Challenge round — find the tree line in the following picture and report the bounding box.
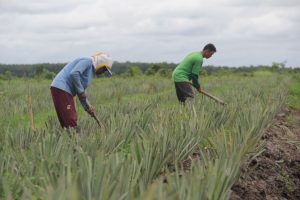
[0,61,299,80]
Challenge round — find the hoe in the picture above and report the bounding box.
[91,112,105,128]
[189,83,226,105]
[199,89,226,106]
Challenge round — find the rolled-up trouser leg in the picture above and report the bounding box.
[50,87,77,128]
[174,82,194,104]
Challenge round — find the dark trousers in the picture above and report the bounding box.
[174,82,194,103]
[50,87,77,128]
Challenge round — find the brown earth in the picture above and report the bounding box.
[166,108,300,199]
[230,108,300,200]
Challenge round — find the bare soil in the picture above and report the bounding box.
[230,108,300,200]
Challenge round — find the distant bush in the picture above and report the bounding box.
[43,70,56,79]
[0,70,13,80]
[145,64,172,77]
[242,72,254,77]
[35,68,56,80]
[124,66,143,77]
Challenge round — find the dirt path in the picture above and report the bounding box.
[230,108,300,200]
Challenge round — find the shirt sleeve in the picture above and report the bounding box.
[191,74,200,89]
[70,60,90,95]
[80,98,91,111]
[191,58,201,75]
[190,57,202,89]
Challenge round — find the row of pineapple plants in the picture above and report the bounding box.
[0,75,288,199]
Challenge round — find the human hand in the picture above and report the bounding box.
[197,87,203,93]
[86,106,95,116]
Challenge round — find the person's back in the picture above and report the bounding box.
[172,52,203,83]
[51,57,94,96]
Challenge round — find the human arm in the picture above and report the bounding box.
[190,57,202,91]
[70,60,95,115]
[77,93,95,116]
[70,60,91,95]
[190,73,201,91]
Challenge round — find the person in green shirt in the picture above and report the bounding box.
[172,43,216,104]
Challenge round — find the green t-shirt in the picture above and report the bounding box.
[172,52,203,88]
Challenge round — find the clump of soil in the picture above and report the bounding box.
[230,108,300,200]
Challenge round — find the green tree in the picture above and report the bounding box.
[124,66,143,77]
[34,68,56,80]
[43,69,56,79]
[145,64,170,76]
[5,70,12,80]
[271,61,287,72]
[0,70,13,81]
[35,65,45,76]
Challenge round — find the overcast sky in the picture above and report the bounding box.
[0,0,299,67]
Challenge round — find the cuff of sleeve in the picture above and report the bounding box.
[192,83,200,90]
[80,98,91,111]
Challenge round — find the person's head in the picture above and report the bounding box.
[202,43,216,59]
[91,52,113,76]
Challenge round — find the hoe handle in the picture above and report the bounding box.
[91,113,104,127]
[199,89,226,106]
[188,83,226,105]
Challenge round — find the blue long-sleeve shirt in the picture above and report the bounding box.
[51,57,95,96]
[51,57,95,110]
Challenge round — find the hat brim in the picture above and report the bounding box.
[96,65,113,76]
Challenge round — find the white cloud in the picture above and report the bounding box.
[0,0,299,67]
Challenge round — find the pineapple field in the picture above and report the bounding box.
[0,72,299,199]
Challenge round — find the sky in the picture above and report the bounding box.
[0,0,299,67]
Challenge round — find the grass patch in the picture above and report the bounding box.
[253,70,274,76]
[287,75,300,108]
